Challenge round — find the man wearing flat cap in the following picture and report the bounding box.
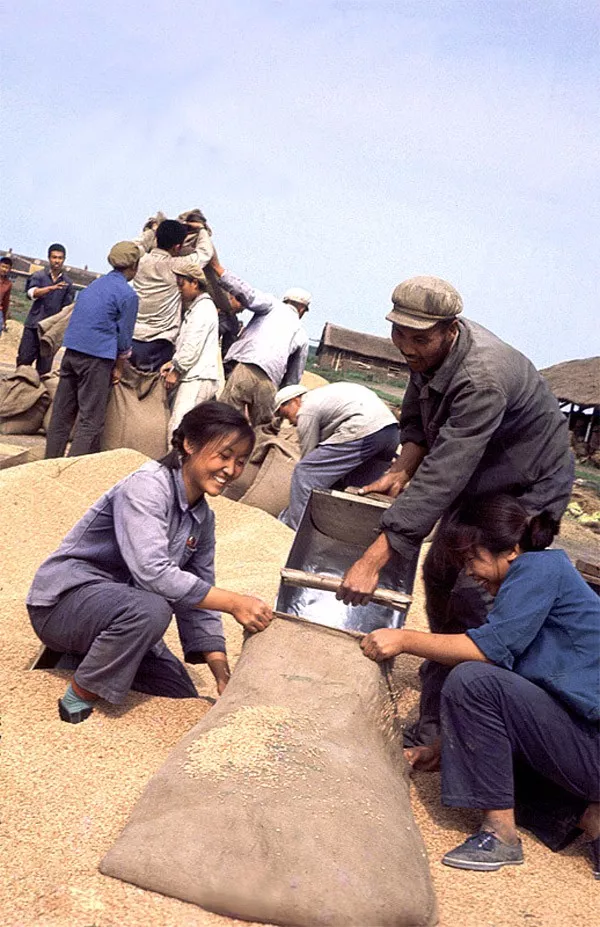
[209,249,310,426]
[338,275,574,754]
[45,242,140,458]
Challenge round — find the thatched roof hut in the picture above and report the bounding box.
[316,323,408,376]
[540,357,600,409]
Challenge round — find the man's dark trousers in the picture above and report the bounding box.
[16,326,52,376]
[45,349,113,458]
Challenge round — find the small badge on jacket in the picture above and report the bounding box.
[186,535,198,550]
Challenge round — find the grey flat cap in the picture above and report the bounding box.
[386,276,463,329]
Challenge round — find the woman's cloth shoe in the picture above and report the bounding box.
[442,832,524,871]
[588,836,600,880]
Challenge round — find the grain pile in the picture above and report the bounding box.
[1,450,598,927]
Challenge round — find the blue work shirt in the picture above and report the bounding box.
[24,268,75,327]
[63,270,139,361]
[468,550,600,722]
[27,461,224,656]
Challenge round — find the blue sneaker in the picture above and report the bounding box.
[442,831,524,871]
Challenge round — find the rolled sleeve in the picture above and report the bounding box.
[297,410,321,456]
[219,270,273,315]
[113,474,211,606]
[467,557,560,666]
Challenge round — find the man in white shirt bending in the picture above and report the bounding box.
[209,250,310,426]
[275,382,400,530]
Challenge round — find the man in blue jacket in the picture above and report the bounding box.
[45,241,139,458]
[17,243,75,374]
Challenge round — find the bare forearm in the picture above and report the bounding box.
[361,627,489,665]
[196,586,237,613]
[389,441,426,479]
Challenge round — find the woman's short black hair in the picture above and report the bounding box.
[160,401,255,469]
[445,493,559,564]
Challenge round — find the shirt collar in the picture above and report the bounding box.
[415,319,472,394]
[172,465,207,524]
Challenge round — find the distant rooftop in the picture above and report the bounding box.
[540,357,600,409]
[318,322,406,366]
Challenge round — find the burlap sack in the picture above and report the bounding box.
[100,619,437,927]
[38,302,75,360]
[0,366,50,435]
[239,445,296,516]
[101,364,169,459]
[40,371,60,434]
[223,423,301,504]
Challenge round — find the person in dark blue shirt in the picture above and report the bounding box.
[16,243,75,374]
[45,241,140,458]
[360,494,600,877]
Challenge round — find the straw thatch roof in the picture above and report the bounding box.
[540,357,600,408]
[317,323,405,366]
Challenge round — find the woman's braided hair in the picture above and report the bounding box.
[160,401,255,469]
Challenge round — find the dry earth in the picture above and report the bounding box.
[1,450,598,927]
[1,322,598,926]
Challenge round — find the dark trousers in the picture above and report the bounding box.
[45,349,114,458]
[441,662,599,850]
[16,326,52,376]
[28,582,198,705]
[130,338,174,372]
[403,520,492,747]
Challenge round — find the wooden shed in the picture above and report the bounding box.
[315,323,408,379]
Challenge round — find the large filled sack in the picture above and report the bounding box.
[100,618,437,927]
[101,363,169,459]
[222,422,301,515]
[0,365,50,435]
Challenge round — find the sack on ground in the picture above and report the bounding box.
[101,364,169,459]
[100,619,437,927]
[0,366,50,435]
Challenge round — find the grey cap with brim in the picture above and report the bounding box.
[386,275,463,330]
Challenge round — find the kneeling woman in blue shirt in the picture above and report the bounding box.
[27,401,273,724]
[360,494,600,876]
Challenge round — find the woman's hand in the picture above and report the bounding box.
[360,629,405,662]
[230,595,273,633]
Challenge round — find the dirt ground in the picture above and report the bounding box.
[1,449,598,927]
[1,324,598,926]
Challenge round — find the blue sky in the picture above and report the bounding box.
[1,0,599,367]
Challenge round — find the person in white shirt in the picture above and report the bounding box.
[131,219,214,371]
[209,250,310,426]
[160,264,220,439]
[275,382,400,529]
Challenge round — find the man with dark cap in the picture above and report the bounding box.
[337,276,574,754]
[17,243,75,374]
[45,242,140,458]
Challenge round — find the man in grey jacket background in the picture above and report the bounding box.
[337,275,574,753]
[275,381,400,530]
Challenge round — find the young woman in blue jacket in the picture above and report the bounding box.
[360,494,599,877]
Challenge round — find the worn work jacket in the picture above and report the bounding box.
[380,319,574,563]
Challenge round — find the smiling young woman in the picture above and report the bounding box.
[26,401,273,724]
